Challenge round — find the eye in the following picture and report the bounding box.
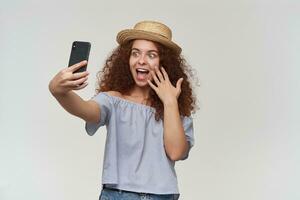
[148,52,158,59]
[131,51,139,57]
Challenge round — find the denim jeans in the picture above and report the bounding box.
[99,187,180,200]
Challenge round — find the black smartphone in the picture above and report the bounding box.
[68,41,91,73]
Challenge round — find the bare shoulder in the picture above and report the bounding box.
[106,91,123,98]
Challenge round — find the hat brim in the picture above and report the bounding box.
[116,29,182,54]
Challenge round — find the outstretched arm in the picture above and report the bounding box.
[49,61,100,123]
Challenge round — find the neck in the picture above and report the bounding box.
[126,86,150,99]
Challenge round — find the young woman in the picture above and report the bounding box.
[49,20,197,200]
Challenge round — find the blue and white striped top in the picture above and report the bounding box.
[85,92,195,194]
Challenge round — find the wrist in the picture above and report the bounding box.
[163,98,178,107]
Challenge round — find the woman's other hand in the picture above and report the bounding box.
[147,66,183,105]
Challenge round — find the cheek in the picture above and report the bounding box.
[129,58,135,70]
[149,58,160,69]
[129,57,133,66]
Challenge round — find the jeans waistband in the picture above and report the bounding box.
[102,184,148,195]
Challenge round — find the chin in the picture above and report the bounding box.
[135,83,149,88]
[134,80,150,88]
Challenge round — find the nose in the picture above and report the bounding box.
[138,54,146,65]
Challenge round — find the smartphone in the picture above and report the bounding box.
[68,41,91,73]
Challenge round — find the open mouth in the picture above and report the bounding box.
[136,68,150,74]
[136,68,150,80]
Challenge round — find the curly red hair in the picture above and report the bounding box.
[96,40,197,120]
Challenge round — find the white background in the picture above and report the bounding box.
[0,0,299,199]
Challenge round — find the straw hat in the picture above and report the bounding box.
[116,20,182,54]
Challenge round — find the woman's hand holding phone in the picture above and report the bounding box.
[49,60,89,96]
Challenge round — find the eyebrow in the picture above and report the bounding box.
[131,48,159,54]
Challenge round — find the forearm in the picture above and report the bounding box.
[52,91,96,122]
[163,99,188,161]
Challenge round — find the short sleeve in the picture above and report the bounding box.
[85,92,112,136]
[180,116,195,160]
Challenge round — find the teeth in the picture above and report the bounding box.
[136,68,149,73]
